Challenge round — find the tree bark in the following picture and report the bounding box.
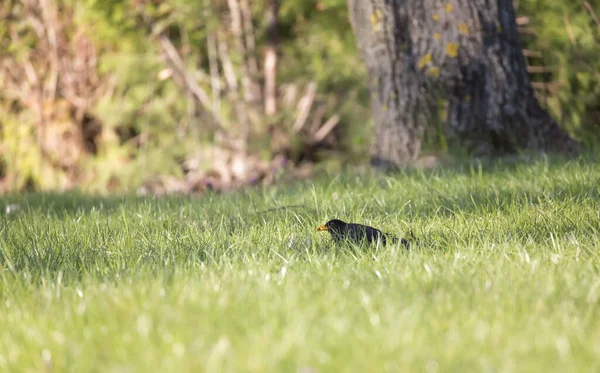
[347,0,578,167]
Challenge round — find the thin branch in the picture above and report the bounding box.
[264,0,278,115]
[217,35,238,91]
[312,114,340,143]
[204,0,221,120]
[239,0,259,75]
[515,16,529,25]
[158,35,226,134]
[292,82,317,133]
[227,0,260,104]
[309,105,327,135]
[522,49,542,57]
[563,13,576,45]
[218,34,249,147]
[159,37,210,110]
[583,0,600,28]
[40,0,59,101]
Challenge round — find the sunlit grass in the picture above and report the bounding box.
[1,156,600,372]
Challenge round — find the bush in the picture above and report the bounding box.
[0,0,598,193]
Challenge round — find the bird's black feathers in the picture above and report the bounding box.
[317,219,411,248]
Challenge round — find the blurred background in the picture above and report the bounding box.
[0,0,599,195]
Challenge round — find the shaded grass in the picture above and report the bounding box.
[1,155,600,372]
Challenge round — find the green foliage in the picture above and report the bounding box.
[1,157,600,370]
[91,50,190,190]
[518,0,600,142]
[0,111,42,191]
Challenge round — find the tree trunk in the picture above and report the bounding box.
[347,0,578,167]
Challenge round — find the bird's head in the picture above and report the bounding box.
[317,219,347,233]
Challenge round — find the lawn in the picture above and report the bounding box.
[1,156,599,372]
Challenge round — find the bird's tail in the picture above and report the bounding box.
[390,230,417,250]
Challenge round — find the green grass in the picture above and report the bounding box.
[1,156,600,372]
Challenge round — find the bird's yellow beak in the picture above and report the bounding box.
[317,225,328,232]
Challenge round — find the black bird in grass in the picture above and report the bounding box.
[317,219,411,248]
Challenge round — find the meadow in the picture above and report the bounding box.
[1,156,599,372]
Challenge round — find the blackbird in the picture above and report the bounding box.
[317,219,410,248]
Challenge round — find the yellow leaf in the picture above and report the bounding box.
[428,67,440,78]
[446,43,459,57]
[432,14,440,21]
[445,3,453,13]
[418,54,433,69]
[458,23,469,35]
[434,32,441,40]
[370,9,383,26]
